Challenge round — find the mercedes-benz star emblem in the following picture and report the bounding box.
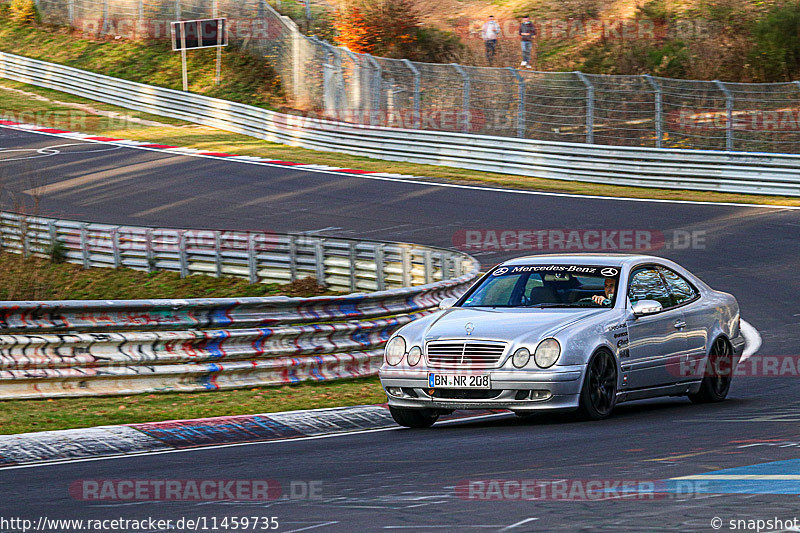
[601,268,619,277]
[464,322,475,335]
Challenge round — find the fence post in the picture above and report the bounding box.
[213,231,222,277]
[714,80,734,151]
[179,231,188,278]
[576,72,594,144]
[288,235,297,282]
[247,233,258,284]
[80,223,90,268]
[314,239,326,286]
[402,59,421,128]
[452,63,471,134]
[643,75,662,148]
[366,54,382,114]
[111,228,121,268]
[68,0,74,25]
[101,0,109,35]
[348,242,357,292]
[508,67,525,138]
[374,244,385,291]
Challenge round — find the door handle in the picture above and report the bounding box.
[674,320,686,329]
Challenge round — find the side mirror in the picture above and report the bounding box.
[632,300,663,317]
[438,297,457,310]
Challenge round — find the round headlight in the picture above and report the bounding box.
[407,346,422,366]
[385,336,406,366]
[534,338,561,368]
[512,347,531,368]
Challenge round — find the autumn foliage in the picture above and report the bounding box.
[333,0,421,58]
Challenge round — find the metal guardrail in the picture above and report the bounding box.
[30,0,800,153]
[0,212,479,398]
[2,52,800,196]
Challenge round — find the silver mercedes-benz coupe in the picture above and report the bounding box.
[379,254,745,428]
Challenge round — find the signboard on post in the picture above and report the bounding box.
[171,18,228,91]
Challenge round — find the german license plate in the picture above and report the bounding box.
[428,373,490,389]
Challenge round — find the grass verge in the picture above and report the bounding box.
[0,378,386,435]
[0,251,331,300]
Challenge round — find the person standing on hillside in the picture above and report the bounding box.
[519,15,536,68]
[481,15,501,65]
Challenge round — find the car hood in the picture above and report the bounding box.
[420,307,606,344]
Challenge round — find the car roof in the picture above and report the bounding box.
[499,254,666,268]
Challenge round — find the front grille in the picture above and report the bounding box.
[429,389,503,400]
[426,340,507,369]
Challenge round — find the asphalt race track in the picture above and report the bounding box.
[2,127,800,532]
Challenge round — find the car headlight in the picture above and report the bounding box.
[512,347,531,368]
[407,346,422,366]
[385,336,406,366]
[534,338,561,368]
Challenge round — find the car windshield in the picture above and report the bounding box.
[460,264,622,309]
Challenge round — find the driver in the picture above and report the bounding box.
[592,278,616,306]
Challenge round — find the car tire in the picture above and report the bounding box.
[576,350,618,421]
[689,337,733,404]
[389,406,439,428]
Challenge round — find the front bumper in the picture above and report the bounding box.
[379,366,584,412]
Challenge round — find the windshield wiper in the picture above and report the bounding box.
[525,302,601,308]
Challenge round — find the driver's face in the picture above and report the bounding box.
[604,278,616,297]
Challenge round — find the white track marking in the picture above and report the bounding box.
[500,517,540,530]
[740,319,762,362]
[2,125,800,211]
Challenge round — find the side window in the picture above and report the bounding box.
[660,268,698,306]
[628,268,673,309]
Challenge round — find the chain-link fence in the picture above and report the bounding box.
[29,0,800,153]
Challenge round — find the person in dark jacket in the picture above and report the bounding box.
[519,15,536,68]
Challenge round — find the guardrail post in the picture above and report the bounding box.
[18,216,27,257]
[214,231,222,277]
[452,63,471,134]
[348,242,357,292]
[179,231,188,278]
[644,75,662,148]
[366,55,382,113]
[715,80,734,151]
[576,72,594,144]
[423,250,432,284]
[374,244,385,291]
[80,223,90,268]
[288,235,297,282]
[314,239,326,286]
[247,233,258,284]
[401,247,411,287]
[145,228,154,273]
[402,59,420,128]
[455,256,463,277]
[47,220,57,259]
[111,228,121,268]
[508,67,525,138]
